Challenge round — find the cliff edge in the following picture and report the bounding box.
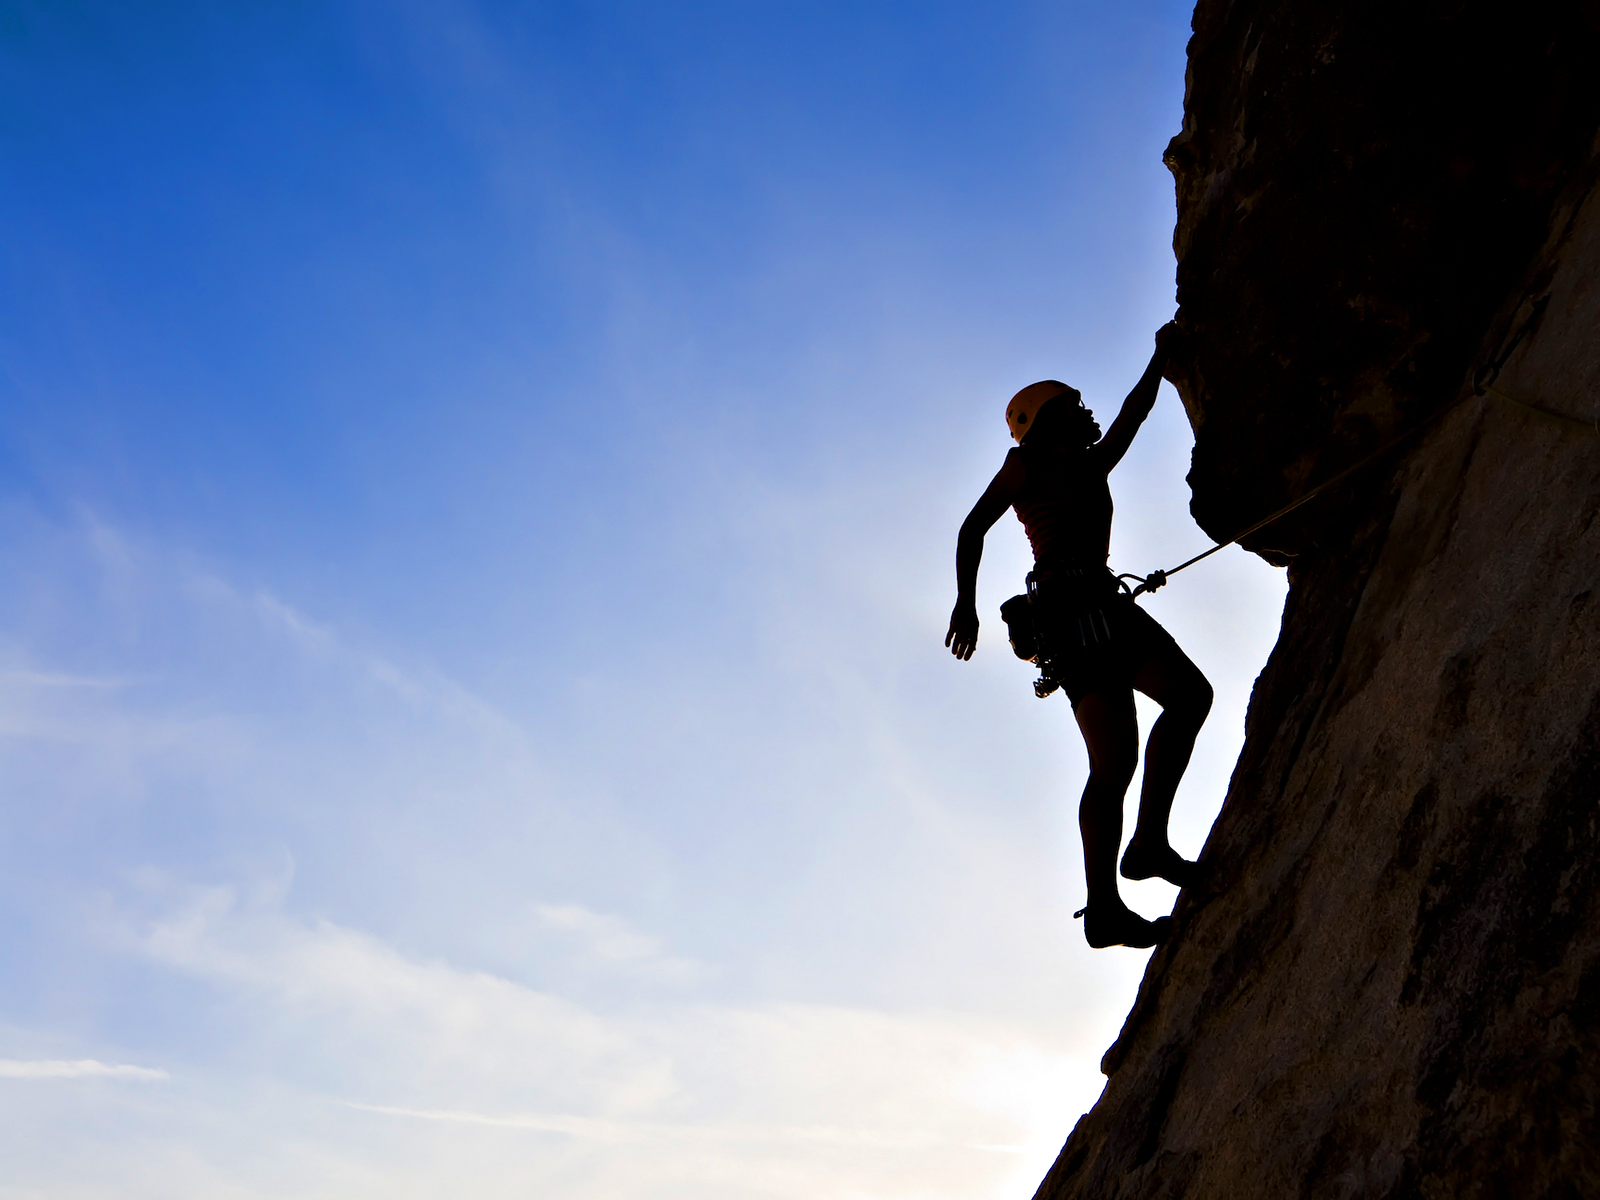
[1036,4,1600,1197]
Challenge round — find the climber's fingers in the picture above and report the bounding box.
[946,608,978,661]
[945,627,975,660]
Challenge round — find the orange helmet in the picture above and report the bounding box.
[1005,381,1080,443]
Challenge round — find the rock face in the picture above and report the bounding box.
[1035,4,1600,1197]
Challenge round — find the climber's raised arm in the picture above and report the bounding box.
[1094,322,1178,472]
[946,451,1026,660]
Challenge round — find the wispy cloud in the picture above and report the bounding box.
[341,1103,633,1139]
[532,902,710,983]
[100,880,1094,1197]
[122,878,677,1116]
[0,504,1131,1198]
[341,1099,1027,1151]
[0,1059,169,1081]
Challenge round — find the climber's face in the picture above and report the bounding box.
[1019,388,1098,447]
[1063,398,1100,446]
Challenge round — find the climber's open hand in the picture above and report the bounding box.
[1154,320,1182,356]
[946,601,978,661]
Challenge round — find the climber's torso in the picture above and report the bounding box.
[1007,441,1113,571]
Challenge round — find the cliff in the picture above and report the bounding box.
[1035,4,1600,1197]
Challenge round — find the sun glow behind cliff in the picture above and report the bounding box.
[0,2,1283,1196]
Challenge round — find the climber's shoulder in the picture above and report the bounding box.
[962,449,1026,530]
[993,445,1027,493]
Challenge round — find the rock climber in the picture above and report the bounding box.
[945,323,1213,948]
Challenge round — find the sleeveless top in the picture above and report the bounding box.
[1008,441,1113,571]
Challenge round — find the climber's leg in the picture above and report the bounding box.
[1073,687,1138,907]
[1121,636,1213,887]
[1074,688,1174,947]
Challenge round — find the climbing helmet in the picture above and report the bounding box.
[1005,380,1081,443]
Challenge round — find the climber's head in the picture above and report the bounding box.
[1006,381,1098,447]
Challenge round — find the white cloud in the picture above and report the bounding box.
[0,501,1275,1199]
[88,882,1097,1199]
[341,1101,635,1139]
[0,1059,169,1081]
[532,902,709,983]
[121,879,671,1118]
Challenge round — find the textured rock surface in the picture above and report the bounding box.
[1034,4,1600,1197]
[1164,1,1600,559]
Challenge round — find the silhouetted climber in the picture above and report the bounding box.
[945,324,1212,949]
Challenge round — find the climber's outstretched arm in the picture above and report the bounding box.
[1096,323,1178,472]
[947,453,1025,660]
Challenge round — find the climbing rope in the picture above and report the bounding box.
[1120,296,1595,598]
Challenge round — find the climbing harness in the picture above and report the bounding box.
[1116,296,1596,598]
[999,567,1125,699]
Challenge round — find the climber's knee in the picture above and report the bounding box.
[1133,641,1211,727]
[1163,672,1212,731]
[1088,743,1138,789]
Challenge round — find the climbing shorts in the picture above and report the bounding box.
[1027,569,1182,709]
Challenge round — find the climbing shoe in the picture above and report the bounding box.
[1119,842,1203,890]
[1074,903,1173,949]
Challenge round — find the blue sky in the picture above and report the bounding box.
[0,2,1286,1196]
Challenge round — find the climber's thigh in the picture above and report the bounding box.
[1129,627,1210,716]
[1073,687,1138,779]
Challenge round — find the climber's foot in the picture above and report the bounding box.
[1077,902,1173,949]
[1120,840,1204,889]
